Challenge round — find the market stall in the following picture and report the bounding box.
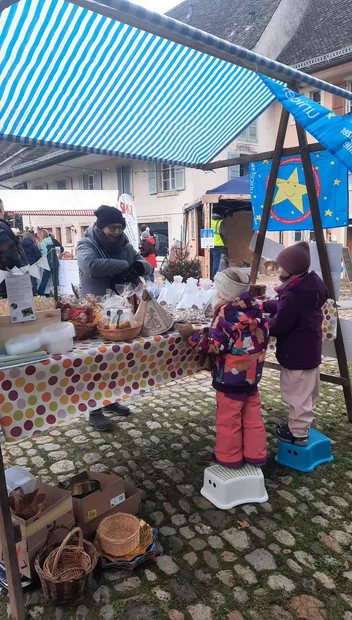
[2,0,352,617]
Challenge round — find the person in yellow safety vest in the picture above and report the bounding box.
[211,213,227,279]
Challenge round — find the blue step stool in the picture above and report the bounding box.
[275,428,334,472]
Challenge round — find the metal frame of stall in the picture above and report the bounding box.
[1,2,352,619]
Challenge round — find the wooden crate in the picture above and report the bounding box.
[0,309,61,346]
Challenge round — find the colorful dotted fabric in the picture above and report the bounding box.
[0,334,201,442]
[322,300,338,342]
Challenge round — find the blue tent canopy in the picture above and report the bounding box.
[206,176,250,197]
[1,0,352,168]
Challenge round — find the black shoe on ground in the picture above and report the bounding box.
[89,409,112,432]
[276,423,308,447]
[102,402,131,417]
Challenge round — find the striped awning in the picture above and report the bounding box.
[1,0,352,168]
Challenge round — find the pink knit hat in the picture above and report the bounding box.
[276,241,311,275]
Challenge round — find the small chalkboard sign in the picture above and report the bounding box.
[342,247,352,282]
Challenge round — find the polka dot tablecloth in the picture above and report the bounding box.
[0,333,201,442]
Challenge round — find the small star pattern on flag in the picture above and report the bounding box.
[250,152,348,231]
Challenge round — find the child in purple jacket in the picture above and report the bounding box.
[178,268,269,468]
[264,242,328,446]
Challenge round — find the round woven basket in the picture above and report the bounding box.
[35,528,98,603]
[97,513,140,557]
[98,322,142,342]
[71,322,98,340]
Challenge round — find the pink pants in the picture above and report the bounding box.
[215,391,267,467]
[280,367,320,438]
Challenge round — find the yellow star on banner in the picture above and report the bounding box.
[330,161,335,165]
[260,205,263,209]
[336,217,340,221]
[325,209,333,217]
[272,167,307,214]
[327,112,336,119]
[255,215,261,221]
[253,195,257,199]
[316,153,320,158]
[263,160,269,165]
[315,166,319,170]
[324,196,328,200]
[334,178,341,186]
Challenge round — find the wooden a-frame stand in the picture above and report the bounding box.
[249,108,352,421]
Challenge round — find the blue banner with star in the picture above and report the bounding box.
[261,76,352,173]
[249,153,348,231]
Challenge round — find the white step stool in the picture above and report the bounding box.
[201,463,268,510]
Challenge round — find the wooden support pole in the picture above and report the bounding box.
[51,247,59,303]
[0,446,26,620]
[203,203,211,279]
[250,107,290,283]
[202,142,324,171]
[296,121,352,421]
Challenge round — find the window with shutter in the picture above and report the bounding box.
[175,166,185,191]
[228,152,239,179]
[117,166,132,195]
[148,162,157,194]
[237,119,258,143]
[346,81,352,114]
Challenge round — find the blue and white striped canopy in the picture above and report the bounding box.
[1,0,352,167]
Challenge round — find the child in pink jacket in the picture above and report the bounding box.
[178,268,269,468]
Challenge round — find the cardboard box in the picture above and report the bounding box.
[60,472,126,525]
[0,482,74,578]
[77,480,142,540]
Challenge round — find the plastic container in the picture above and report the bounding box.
[5,332,42,356]
[201,463,268,510]
[5,466,37,495]
[275,428,334,472]
[41,322,75,354]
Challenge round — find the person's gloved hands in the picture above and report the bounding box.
[129,261,145,276]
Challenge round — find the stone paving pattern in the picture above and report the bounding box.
[1,360,352,620]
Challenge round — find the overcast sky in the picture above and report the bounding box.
[130,0,181,13]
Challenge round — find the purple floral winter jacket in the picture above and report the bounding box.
[264,271,328,370]
[189,293,269,394]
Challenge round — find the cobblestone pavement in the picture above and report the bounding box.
[1,361,352,620]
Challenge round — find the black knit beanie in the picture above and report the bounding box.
[94,205,126,230]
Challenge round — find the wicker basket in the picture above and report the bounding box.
[98,322,142,342]
[71,322,98,340]
[97,513,140,557]
[35,528,98,603]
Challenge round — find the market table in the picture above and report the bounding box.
[0,332,201,442]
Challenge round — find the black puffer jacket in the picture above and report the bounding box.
[22,234,41,265]
[0,220,26,297]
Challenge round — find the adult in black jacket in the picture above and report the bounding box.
[23,231,41,295]
[22,231,41,265]
[0,200,26,297]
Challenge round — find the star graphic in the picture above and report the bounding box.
[253,195,257,199]
[316,153,320,158]
[315,166,319,170]
[327,112,336,119]
[336,217,340,221]
[325,209,333,217]
[260,205,263,209]
[272,167,307,214]
[255,215,261,221]
[330,161,335,165]
[323,196,328,200]
[334,178,341,186]
[263,160,270,165]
